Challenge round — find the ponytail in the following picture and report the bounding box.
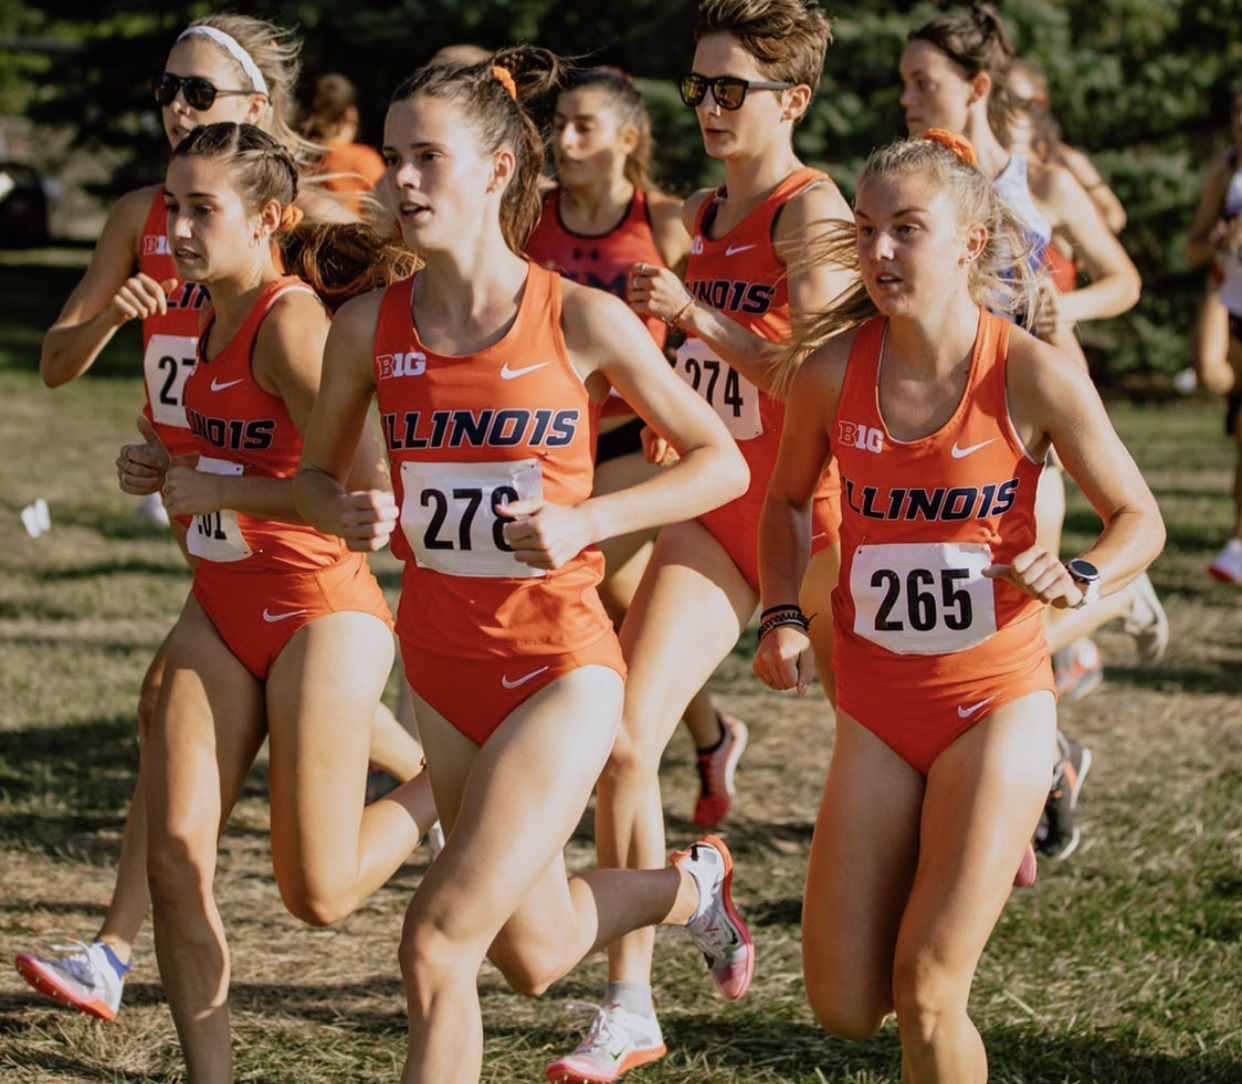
[174,123,417,308]
[391,45,569,254]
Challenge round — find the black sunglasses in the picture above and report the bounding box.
[678,72,794,111]
[152,72,256,112]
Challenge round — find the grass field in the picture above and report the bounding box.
[0,250,1239,1083]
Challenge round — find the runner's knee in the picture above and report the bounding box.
[891,950,968,1049]
[805,968,890,1040]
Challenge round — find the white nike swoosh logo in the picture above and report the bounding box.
[957,694,998,718]
[811,532,829,540]
[262,608,309,623]
[950,438,997,459]
[725,244,756,256]
[501,665,550,689]
[500,362,550,380]
[211,378,243,392]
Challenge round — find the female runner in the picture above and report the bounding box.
[526,67,745,829]
[116,121,436,1081]
[755,131,1164,1083]
[1185,83,1242,584]
[547,2,855,1079]
[899,4,1163,858]
[294,48,752,1084]
[17,14,424,1021]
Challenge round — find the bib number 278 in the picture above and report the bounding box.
[401,459,544,578]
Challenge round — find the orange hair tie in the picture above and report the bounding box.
[923,128,979,167]
[279,204,304,232]
[492,64,518,103]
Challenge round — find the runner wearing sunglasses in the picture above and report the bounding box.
[547,3,854,1081]
[19,13,427,1023]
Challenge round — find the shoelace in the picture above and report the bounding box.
[43,939,99,985]
[563,1002,624,1055]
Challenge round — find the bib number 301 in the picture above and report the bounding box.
[674,339,762,440]
[849,542,996,655]
[401,459,544,578]
[143,334,197,428]
[185,456,251,563]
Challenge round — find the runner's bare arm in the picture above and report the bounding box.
[40,186,173,388]
[1037,163,1140,325]
[1001,330,1165,605]
[294,291,397,551]
[1185,152,1233,267]
[632,183,854,398]
[558,282,749,542]
[753,334,849,691]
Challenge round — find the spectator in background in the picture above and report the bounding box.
[302,73,385,212]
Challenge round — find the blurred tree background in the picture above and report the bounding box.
[3,0,1241,380]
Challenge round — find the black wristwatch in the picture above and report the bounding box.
[1065,558,1101,609]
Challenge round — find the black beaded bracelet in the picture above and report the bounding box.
[758,613,811,641]
[760,604,804,621]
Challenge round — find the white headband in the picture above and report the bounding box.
[176,27,269,98]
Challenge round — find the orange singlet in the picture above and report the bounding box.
[182,276,391,680]
[526,185,669,352]
[138,187,210,460]
[374,264,624,744]
[680,167,841,589]
[831,311,1054,774]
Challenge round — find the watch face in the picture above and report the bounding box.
[1067,559,1100,582]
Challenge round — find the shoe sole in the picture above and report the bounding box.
[698,834,754,1000]
[546,1044,668,1083]
[14,956,117,1021]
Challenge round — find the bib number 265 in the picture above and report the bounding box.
[850,542,997,655]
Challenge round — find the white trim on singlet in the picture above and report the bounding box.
[992,154,1053,247]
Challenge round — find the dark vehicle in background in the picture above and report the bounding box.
[0,162,50,246]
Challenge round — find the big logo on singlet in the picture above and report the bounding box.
[376,352,427,379]
[685,278,775,315]
[382,408,580,450]
[841,473,1021,521]
[187,407,275,451]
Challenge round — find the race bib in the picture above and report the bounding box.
[849,541,997,655]
[674,339,762,440]
[143,334,197,428]
[400,459,544,578]
[186,456,251,564]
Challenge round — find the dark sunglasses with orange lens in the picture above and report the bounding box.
[678,72,794,110]
[152,72,255,111]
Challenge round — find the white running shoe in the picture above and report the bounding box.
[670,835,754,1000]
[1122,572,1168,662]
[134,492,170,528]
[14,940,125,1021]
[545,1002,667,1083]
[1209,538,1242,585]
